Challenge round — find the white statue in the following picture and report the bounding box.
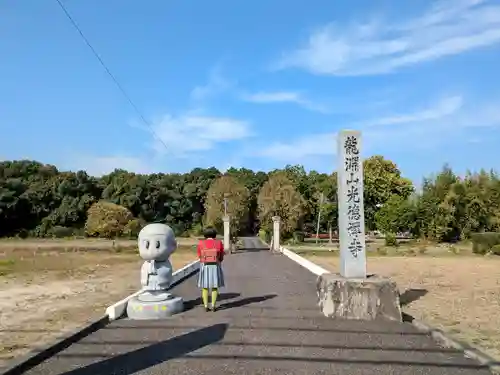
[126,222,185,319]
[138,223,177,292]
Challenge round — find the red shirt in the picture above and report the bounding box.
[197,238,225,262]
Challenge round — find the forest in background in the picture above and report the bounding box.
[1,156,500,253]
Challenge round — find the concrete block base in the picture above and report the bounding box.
[317,273,402,321]
[126,291,184,320]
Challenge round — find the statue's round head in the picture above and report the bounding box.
[138,223,177,261]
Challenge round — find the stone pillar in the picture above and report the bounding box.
[316,130,401,321]
[272,216,280,252]
[223,216,230,251]
[337,130,367,279]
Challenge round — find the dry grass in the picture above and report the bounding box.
[0,239,197,366]
[306,249,500,360]
[289,238,474,256]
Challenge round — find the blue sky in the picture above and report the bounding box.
[1,0,500,183]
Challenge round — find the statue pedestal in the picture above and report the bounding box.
[127,290,184,320]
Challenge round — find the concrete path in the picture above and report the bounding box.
[23,238,489,375]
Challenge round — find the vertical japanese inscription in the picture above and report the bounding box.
[344,136,362,257]
[337,130,366,278]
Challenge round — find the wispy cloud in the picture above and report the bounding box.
[257,132,337,161]
[75,112,253,175]
[190,64,234,102]
[256,94,500,161]
[151,112,252,157]
[274,0,500,76]
[240,90,330,113]
[362,95,463,126]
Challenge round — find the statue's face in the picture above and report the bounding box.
[138,223,177,261]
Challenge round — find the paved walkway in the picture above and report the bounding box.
[24,238,489,375]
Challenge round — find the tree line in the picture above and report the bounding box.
[1,157,499,244]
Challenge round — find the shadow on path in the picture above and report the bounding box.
[108,324,431,336]
[71,340,460,354]
[183,293,241,311]
[220,294,277,310]
[57,324,228,375]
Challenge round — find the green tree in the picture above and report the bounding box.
[257,172,305,236]
[204,175,250,235]
[363,156,414,231]
[3,156,500,247]
[374,194,415,235]
[85,200,134,238]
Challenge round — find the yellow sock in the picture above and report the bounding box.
[202,288,209,307]
[211,288,218,307]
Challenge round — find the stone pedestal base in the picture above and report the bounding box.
[127,291,184,320]
[317,273,402,321]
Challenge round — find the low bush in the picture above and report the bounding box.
[49,226,76,238]
[471,232,500,255]
[385,233,398,247]
[85,200,134,239]
[258,228,271,243]
[293,231,305,243]
[490,244,500,255]
[189,223,204,237]
[122,219,145,238]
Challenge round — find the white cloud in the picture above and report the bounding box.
[190,65,233,102]
[70,109,253,176]
[363,95,463,126]
[255,94,500,161]
[361,96,500,152]
[257,133,337,161]
[243,91,302,103]
[241,90,330,113]
[151,112,252,156]
[275,0,500,75]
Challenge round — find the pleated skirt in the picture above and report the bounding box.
[197,263,225,289]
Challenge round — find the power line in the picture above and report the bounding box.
[54,0,170,152]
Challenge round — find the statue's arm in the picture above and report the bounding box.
[156,261,173,289]
[140,262,149,288]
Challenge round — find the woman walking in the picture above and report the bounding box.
[197,227,225,312]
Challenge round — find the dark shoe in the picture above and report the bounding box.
[211,306,217,312]
[204,306,209,312]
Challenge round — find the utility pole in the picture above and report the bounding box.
[315,193,324,244]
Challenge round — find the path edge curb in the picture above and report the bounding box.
[402,312,500,374]
[278,245,330,276]
[0,316,109,375]
[279,245,500,374]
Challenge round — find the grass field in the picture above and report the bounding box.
[0,238,198,366]
[300,240,500,360]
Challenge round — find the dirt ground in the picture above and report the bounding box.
[306,251,500,360]
[0,239,197,366]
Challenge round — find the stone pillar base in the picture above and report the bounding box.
[317,273,402,321]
